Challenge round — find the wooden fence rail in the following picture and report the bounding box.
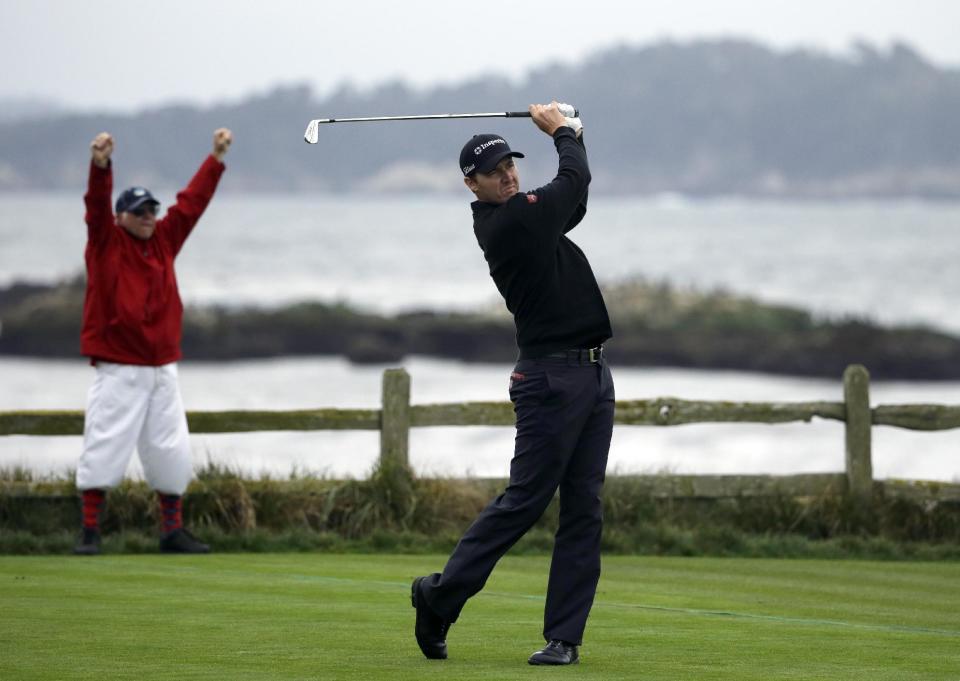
[2,364,959,502]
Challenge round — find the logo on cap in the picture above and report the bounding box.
[474,138,506,156]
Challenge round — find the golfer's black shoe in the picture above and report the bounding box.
[411,576,450,660]
[73,528,102,556]
[528,640,580,665]
[159,528,210,554]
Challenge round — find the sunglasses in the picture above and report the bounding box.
[130,204,159,217]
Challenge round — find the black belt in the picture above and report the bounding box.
[520,345,604,364]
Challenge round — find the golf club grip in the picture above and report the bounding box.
[505,109,580,118]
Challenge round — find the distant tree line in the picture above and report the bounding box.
[1,39,958,198]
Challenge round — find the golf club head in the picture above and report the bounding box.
[304,119,321,144]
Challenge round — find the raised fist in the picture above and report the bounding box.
[213,128,233,161]
[90,132,114,169]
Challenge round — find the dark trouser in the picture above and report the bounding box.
[421,355,615,646]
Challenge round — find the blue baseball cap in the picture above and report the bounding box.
[115,186,160,214]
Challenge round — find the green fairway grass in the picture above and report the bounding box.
[2,554,957,680]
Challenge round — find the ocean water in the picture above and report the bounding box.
[1,193,959,481]
[2,192,960,329]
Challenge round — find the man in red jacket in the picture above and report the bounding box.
[74,128,232,555]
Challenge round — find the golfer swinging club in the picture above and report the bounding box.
[412,101,615,665]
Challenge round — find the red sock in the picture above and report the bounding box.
[158,493,183,534]
[81,489,106,530]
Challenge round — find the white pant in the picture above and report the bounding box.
[77,362,193,495]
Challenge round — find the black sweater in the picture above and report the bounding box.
[471,127,612,358]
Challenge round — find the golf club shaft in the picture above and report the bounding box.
[313,111,532,124]
[303,109,578,143]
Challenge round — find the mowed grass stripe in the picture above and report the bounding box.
[598,555,960,631]
[38,559,955,639]
[2,554,958,681]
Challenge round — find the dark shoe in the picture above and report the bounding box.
[159,528,210,554]
[528,640,579,665]
[411,576,450,660]
[73,528,101,556]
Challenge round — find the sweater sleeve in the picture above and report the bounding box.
[562,135,589,234]
[160,155,226,255]
[513,127,591,242]
[84,161,114,246]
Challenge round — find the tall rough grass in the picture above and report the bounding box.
[1,465,958,557]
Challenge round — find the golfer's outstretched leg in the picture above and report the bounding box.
[420,374,588,612]
[411,397,572,659]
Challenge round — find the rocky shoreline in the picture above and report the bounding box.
[3,277,960,380]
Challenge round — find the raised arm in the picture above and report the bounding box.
[517,102,591,239]
[84,132,115,244]
[563,135,588,234]
[162,128,232,254]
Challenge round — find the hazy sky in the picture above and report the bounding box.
[2,0,958,113]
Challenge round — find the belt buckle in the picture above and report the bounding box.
[588,346,600,363]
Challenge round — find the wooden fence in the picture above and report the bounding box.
[2,364,959,503]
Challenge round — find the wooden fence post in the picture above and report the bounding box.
[380,368,411,468]
[843,364,873,501]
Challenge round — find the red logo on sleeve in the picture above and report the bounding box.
[526,193,538,204]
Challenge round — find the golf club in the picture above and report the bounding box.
[303,109,579,144]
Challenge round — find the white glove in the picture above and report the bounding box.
[556,102,583,136]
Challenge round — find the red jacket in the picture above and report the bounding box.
[80,155,225,365]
